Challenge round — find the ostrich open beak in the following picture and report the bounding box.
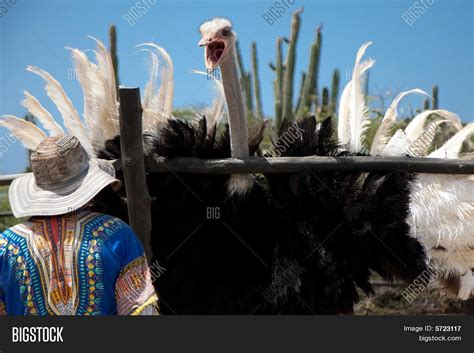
[199,36,228,71]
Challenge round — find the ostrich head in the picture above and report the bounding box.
[198,18,235,71]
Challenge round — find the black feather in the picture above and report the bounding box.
[94,114,427,314]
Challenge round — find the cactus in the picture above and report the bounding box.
[423,98,430,111]
[274,37,284,130]
[251,42,263,120]
[432,85,439,109]
[282,8,302,123]
[309,25,322,113]
[109,25,120,99]
[235,41,254,115]
[330,69,340,115]
[295,26,321,118]
[295,72,306,116]
[295,24,322,118]
[318,87,330,121]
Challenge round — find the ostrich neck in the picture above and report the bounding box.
[219,46,249,158]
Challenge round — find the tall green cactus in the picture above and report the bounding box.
[319,87,329,121]
[274,37,284,130]
[423,98,430,111]
[330,69,340,115]
[282,9,302,122]
[251,42,263,120]
[295,25,322,118]
[235,41,254,114]
[295,72,306,116]
[309,25,322,113]
[109,25,120,99]
[432,85,439,109]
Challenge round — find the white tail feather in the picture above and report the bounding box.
[142,49,159,115]
[380,129,407,156]
[405,109,462,143]
[337,80,352,146]
[26,65,94,155]
[429,123,474,159]
[140,49,164,130]
[349,42,374,153]
[22,91,65,136]
[338,53,374,148]
[87,36,117,105]
[66,47,94,130]
[370,88,428,155]
[0,115,47,150]
[138,43,174,130]
[68,39,119,148]
[192,70,225,129]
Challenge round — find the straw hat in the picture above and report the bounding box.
[9,135,121,218]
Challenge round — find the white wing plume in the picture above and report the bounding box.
[26,65,94,155]
[337,80,352,147]
[68,38,120,149]
[405,110,462,143]
[22,90,65,136]
[138,43,174,131]
[348,42,375,153]
[0,115,47,150]
[429,123,474,159]
[370,89,428,155]
[192,70,225,129]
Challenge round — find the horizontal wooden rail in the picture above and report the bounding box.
[0,173,25,186]
[145,156,474,174]
[0,211,13,218]
[1,156,473,186]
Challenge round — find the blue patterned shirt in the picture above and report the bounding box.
[0,211,158,315]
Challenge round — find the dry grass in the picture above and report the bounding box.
[355,278,465,315]
[0,186,16,232]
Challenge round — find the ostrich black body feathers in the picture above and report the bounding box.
[144,117,275,314]
[96,115,427,314]
[262,116,427,314]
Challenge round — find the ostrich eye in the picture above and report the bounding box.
[222,28,230,37]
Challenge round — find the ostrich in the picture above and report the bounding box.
[370,102,474,300]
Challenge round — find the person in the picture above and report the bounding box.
[0,135,159,315]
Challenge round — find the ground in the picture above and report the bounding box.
[355,279,465,315]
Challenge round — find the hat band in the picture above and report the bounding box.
[35,163,90,190]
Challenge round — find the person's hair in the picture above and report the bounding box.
[87,185,129,222]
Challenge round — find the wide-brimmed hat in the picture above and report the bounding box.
[9,135,121,218]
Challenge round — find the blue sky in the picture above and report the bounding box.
[0,0,472,174]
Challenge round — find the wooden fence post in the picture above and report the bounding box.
[119,87,153,264]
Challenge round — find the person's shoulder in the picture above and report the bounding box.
[0,222,32,239]
[82,213,143,262]
[79,211,133,237]
[0,222,32,254]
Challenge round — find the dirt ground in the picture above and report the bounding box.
[354,283,465,315]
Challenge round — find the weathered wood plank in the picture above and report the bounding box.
[0,157,473,188]
[145,156,474,174]
[0,174,26,186]
[119,87,153,263]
